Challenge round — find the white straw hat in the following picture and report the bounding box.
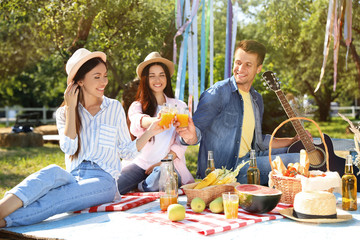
[136,52,174,79]
[66,48,106,84]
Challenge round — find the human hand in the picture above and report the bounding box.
[188,95,193,118]
[64,82,79,109]
[174,116,198,145]
[147,117,166,136]
[292,130,313,143]
[168,150,178,160]
[145,162,161,175]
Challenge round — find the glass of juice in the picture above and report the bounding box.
[159,104,176,128]
[222,192,239,219]
[160,194,178,211]
[176,107,189,127]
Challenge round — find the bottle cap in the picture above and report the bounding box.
[208,150,213,159]
[161,159,172,162]
[345,155,353,165]
[250,149,256,158]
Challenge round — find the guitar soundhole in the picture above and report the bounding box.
[308,147,326,169]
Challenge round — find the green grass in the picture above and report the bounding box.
[0,143,64,197]
[304,117,355,139]
[0,116,355,197]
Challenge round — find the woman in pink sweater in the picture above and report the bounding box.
[117,52,194,194]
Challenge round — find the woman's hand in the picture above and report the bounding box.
[64,82,79,109]
[147,118,166,136]
[145,162,161,175]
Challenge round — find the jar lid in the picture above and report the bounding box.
[161,159,172,162]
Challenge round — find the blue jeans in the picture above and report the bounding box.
[117,163,182,194]
[4,161,116,227]
[237,148,300,185]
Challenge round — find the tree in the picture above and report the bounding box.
[238,0,360,121]
[0,0,177,107]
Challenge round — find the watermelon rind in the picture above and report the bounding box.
[235,184,282,214]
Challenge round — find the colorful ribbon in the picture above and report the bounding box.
[224,0,233,79]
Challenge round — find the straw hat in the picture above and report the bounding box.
[66,48,106,85]
[136,52,174,79]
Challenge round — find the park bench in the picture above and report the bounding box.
[14,112,41,128]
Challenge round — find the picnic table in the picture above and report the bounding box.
[2,192,359,240]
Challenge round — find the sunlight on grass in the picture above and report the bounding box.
[304,117,356,139]
[0,143,64,197]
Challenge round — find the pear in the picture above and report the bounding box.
[209,197,224,213]
[167,204,186,221]
[191,197,206,213]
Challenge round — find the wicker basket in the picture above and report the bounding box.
[268,117,330,205]
[181,182,240,206]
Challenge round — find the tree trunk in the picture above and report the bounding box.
[349,41,360,91]
[67,8,97,54]
[160,18,177,61]
[304,80,336,121]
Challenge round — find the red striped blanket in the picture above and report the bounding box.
[128,203,290,236]
[74,190,184,213]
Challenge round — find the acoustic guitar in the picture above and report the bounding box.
[261,71,357,181]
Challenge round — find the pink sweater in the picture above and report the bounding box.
[128,95,195,185]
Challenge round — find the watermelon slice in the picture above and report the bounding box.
[235,184,282,214]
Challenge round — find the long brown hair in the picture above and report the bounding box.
[135,62,174,117]
[61,57,107,160]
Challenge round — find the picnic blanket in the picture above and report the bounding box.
[74,190,185,213]
[128,203,290,236]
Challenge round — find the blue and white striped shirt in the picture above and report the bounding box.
[56,96,138,179]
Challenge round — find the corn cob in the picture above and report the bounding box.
[214,160,249,185]
[212,168,232,185]
[194,168,224,189]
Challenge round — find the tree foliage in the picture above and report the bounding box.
[0,0,176,107]
[238,0,360,122]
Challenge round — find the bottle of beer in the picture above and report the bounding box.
[247,149,260,185]
[205,151,216,176]
[342,155,357,211]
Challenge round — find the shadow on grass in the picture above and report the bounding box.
[0,144,64,196]
[0,172,28,193]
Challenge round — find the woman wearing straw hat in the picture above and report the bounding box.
[117,52,195,194]
[0,48,162,227]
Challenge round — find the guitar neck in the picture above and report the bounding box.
[274,90,316,152]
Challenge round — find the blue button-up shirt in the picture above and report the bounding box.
[193,76,271,178]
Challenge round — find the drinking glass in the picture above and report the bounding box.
[222,192,239,219]
[176,107,189,127]
[159,103,176,128]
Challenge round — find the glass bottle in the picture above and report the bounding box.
[247,149,260,185]
[342,155,357,211]
[159,157,178,211]
[205,151,216,176]
[168,153,179,188]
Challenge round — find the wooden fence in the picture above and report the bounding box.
[1,105,360,127]
[0,106,58,127]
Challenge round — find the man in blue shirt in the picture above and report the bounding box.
[177,40,300,185]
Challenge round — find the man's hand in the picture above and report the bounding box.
[292,130,313,144]
[174,95,198,145]
[174,117,198,145]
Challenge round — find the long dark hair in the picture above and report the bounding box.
[61,57,107,160]
[135,62,174,117]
